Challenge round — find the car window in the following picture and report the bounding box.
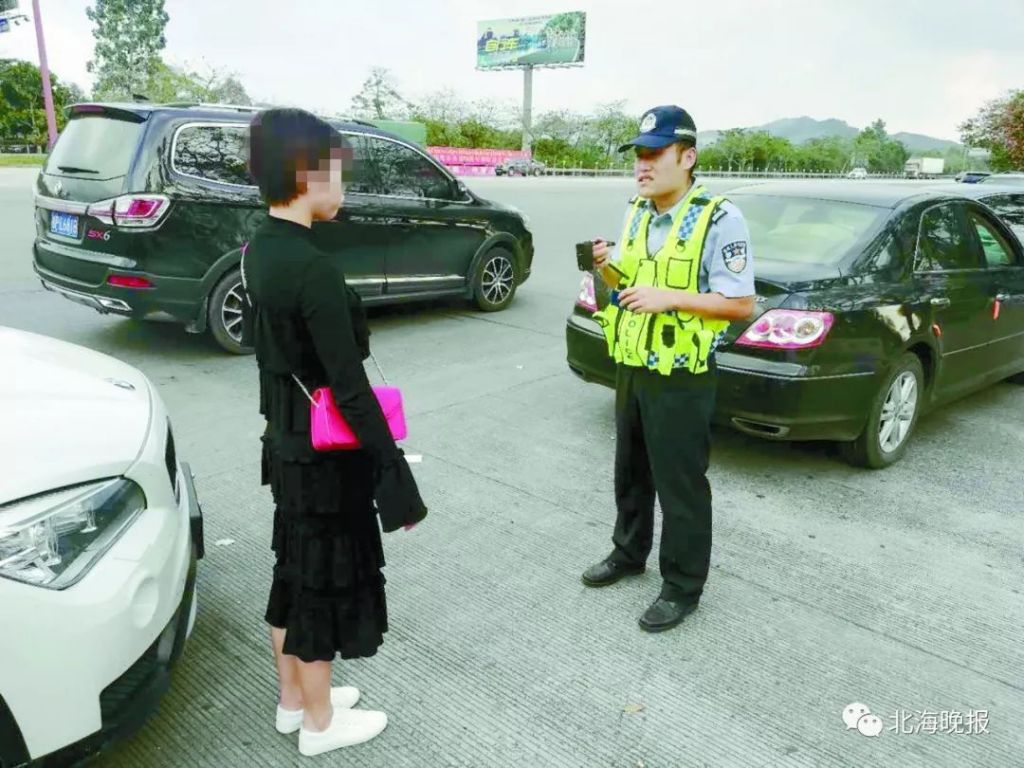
[969,212,1017,267]
[915,204,978,272]
[979,194,1024,243]
[365,137,452,199]
[45,114,144,180]
[862,217,916,272]
[732,195,888,265]
[173,124,252,186]
[338,133,377,195]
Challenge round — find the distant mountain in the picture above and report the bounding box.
[758,117,860,144]
[698,116,960,153]
[890,132,961,153]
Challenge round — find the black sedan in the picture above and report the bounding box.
[566,181,1024,468]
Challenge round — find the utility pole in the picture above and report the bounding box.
[32,0,58,149]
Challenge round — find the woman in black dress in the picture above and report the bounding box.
[242,108,426,757]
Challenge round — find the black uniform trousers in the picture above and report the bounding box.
[609,360,718,605]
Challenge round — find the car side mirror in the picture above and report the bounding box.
[455,180,469,199]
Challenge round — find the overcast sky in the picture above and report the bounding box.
[1,0,1022,140]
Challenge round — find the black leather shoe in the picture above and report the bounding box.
[638,598,698,633]
[581,558,645,587]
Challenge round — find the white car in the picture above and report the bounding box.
[0,327,202,766]
[846,167,868,179]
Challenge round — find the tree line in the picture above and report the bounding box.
[1,0,1020,173]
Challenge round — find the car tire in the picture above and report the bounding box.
[208,268,253,355]
[842,353,924,469]
[472,247,517,312]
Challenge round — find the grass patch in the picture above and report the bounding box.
[0,154,46,167]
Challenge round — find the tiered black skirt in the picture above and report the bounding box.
[260,373,388,663]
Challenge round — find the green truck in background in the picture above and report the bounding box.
[368,120,427,145]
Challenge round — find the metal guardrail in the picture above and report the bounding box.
[535,168,935,180]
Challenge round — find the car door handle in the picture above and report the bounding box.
[930,297,951,308]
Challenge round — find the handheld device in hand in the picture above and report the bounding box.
[575,241,594,271]
[575,240,617,271]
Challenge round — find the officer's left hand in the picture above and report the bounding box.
[618,286,678,314]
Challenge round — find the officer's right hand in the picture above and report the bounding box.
[592,239,611,270]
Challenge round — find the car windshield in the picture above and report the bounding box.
[45,114,145,180]
[733,195,888,265]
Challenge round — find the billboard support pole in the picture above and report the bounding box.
[521,64,533,154]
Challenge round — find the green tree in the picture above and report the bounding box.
[796,136,851,172]
[86,0,169,100]
[0,59,81,146]
[350,67,407,120]
[716,129,748,171]
[533,110,586,147]
[588,101,635,157]
[142,62,252,105]
[851,119,908,173]
[960,90,1024,171]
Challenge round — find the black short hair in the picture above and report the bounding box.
[248,108,347,206]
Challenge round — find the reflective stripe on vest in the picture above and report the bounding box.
[593,186,730,376]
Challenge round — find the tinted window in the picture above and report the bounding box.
[338,133,376,195]
[733,196,887,265]
[173,125,252,186]
[916,204,978,272]
[980,194,1024,243]
[366,137,452,199]
[970,213,1017,267]
[46,115,144,180]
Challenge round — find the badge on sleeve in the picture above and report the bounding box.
[722,241,748,273]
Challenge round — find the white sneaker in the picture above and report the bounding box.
[298,708,388,756]
[275,687,361,734]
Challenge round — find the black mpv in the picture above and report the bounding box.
[33,103,534,353]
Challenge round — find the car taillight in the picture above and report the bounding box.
[87,194,170,229]
[736,309,834,349]
[576,272,597,312]
[107,275,153,289]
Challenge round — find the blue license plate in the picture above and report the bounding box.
[50,211,80,239]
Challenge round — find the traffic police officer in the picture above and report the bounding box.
[581,105,756,632]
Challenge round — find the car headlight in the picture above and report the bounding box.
[0,479,146,589]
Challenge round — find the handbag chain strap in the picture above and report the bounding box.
[241,248,389,406]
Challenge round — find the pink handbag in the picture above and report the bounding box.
[294,368,407,451]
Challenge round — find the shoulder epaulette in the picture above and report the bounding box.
[710,202,729,225]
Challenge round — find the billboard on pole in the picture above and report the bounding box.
[476,11,586,70]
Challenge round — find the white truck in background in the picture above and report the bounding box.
[905,157,945,179]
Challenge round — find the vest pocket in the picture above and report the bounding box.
[665,257,695,290]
